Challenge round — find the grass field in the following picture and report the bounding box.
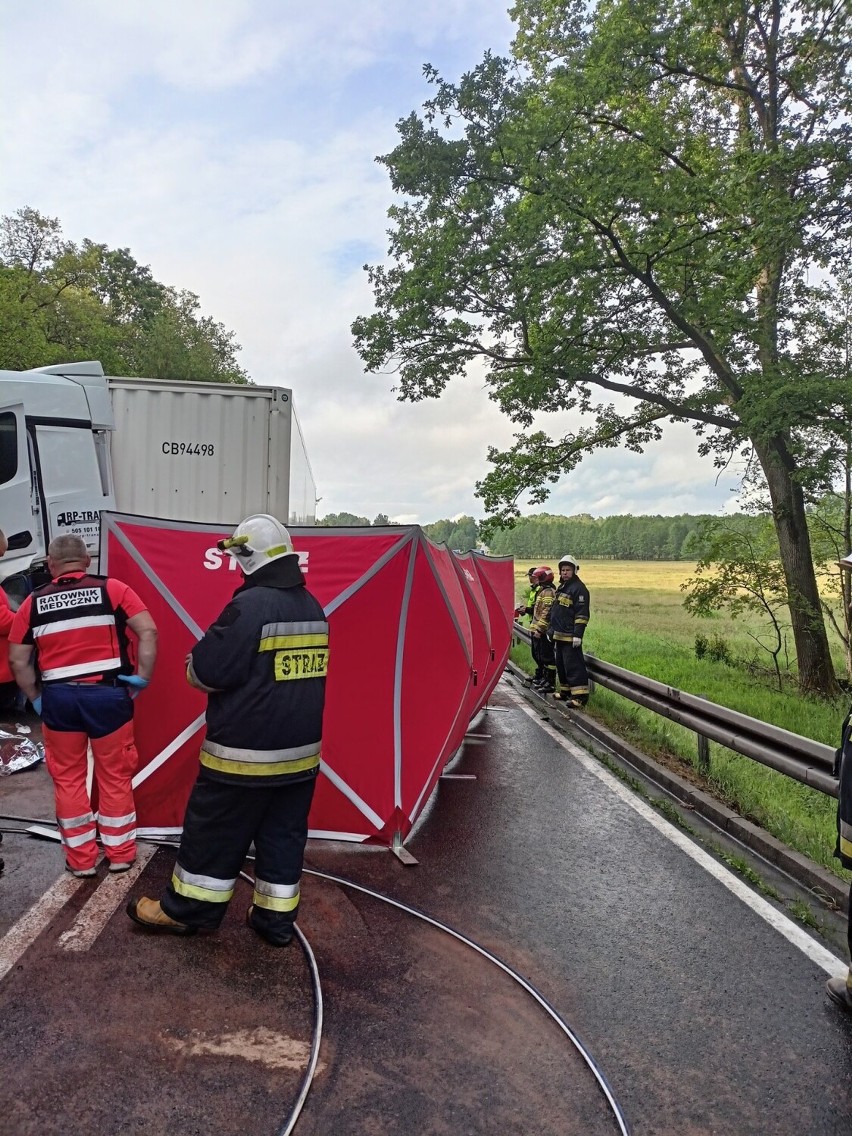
[512,559,850,879]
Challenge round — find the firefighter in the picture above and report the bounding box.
[827,550,852,1012]
[548,554,591,706]
[8,534,157,876]
[127,514,328,946]
[529,566,557,692]
[514,567,539,624]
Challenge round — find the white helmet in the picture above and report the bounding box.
[217,514,297,575]
[839,552,852,571]
[558,554,579,570]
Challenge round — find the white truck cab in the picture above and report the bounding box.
[0,361,115,600]
[0,360,316,603]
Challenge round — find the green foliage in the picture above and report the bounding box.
[423,514,479,550]
[317,512,371,526]
[0,208,248,383]
[488,509,723,559]
[354,0,852,693]
[682,516,791,686]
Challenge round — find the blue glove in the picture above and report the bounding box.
[31,695,42,715]
[118,674,149,698]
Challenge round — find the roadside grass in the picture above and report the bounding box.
[510,559,850,880]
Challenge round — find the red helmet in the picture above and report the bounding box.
[532,566,554,585]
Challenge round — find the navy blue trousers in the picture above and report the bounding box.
[162,772,316,934]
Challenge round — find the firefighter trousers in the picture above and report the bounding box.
[162,772,316,934]
[531,634,556,683]
[41,683,138,871]
[554,640,590,704]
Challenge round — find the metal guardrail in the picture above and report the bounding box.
[512,623,838,798]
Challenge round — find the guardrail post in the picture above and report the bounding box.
[696,693,710,774]
[697,733,710,775]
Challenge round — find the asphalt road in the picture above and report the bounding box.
[1,683,851,1135]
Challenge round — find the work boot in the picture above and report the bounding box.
[66,863,97,879]
[126,896,196,936]
[826,973,852,1013]
[108,860,136,873]
[246,904,293,947]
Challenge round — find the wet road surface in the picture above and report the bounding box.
[2,682,852,1135]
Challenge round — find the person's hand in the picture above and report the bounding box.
[31,694,42,716]
[572,637,582,648]
[118,674,150,698]
[532,629,541,638]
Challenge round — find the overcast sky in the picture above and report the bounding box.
[0,0,744,524]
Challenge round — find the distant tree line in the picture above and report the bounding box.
[317,509,769,560]
[0,207,247,383]
[317,512,480,551]
[486,513,714,561]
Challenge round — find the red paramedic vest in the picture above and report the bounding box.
[29,574,130,684]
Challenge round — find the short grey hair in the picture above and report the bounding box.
[47,534,89,564]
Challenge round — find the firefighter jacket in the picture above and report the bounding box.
[530,583,556,634]
[11,572,139,684]
[834,707,852,870]
[188,556,328,787]
[548,575,590,643]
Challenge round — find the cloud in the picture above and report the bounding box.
[0,1,744,524]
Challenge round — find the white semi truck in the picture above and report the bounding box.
[0,361,317,599]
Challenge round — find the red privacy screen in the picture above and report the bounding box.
[102,515,514,846]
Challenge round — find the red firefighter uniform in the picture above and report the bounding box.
[10,572,149,871]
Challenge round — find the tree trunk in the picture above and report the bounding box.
[755,440,840,696]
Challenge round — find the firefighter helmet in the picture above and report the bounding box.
[558,554,579,571]
[532,566,554,585]
[839,552,852,571]
[217,514,297,575]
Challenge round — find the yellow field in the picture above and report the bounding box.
[514,559,693,597]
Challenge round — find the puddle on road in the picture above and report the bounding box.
[160,1026,325,1073]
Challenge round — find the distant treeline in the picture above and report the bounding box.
[485,512,718,560]
[318,510,754,561]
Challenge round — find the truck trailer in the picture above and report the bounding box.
[0,360,316,597]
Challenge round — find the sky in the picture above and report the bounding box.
[0,0,744,525]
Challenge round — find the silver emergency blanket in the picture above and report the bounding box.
[0,726,45,775]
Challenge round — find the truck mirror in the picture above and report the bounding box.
[6,531,32,550]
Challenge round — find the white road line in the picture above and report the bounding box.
[0,874,85,983]
[506,685,846,976]
[58,845,158,952]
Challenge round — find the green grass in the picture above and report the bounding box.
[511,559,850,880]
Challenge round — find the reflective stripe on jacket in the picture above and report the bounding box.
[190,557,328,786]
[27,574,129,683]
[548,576,590,642]
[530,584,556,634]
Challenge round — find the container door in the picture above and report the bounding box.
[0,403,37,556]
[34,423,114,554]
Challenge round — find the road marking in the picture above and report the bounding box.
[0,874,85,983]
[507,686,846,976]
[58,845,158,952]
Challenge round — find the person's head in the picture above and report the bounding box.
[47,534,90,578]
[558,554,579,582]
[838,552,852,573]
[217,514,298,576]
[532,566,554,586]
[0,529,6,559]
[527,567,537,583]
